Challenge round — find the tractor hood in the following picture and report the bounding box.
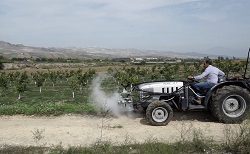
[137,81,184,94]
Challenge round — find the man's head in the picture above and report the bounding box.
[204,59,212,68]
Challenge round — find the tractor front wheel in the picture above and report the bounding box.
[146,101,173,126]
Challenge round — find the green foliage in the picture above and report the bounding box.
[0,102,96,116]
[109,63,194,86]
[69,68,96,98]
[14,72,29,97]
[109,59,245,88]
[70,75,80,91]
[214,59,246,77]
[0,59,247,115]
[32,72,46,88]
[0,73,8,96]
[0,68,99,115]
[0,62,4,70]
[48,70,57,86]
[7,72,15,86]
[0,139,241,154]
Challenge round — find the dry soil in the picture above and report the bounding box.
[0,110,242,148]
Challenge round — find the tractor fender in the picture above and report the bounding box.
[204,81,250,108]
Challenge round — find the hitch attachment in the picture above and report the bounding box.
[118,88,134,111]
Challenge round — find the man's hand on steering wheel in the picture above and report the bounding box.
[187,75,194,80]
[187,75,193,79]
[187,76,199,83]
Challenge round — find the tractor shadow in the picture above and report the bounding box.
[120,108,218,125]
[139,110,218,126]
[171,110,217,122]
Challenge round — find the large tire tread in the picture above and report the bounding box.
[212,85,250,124]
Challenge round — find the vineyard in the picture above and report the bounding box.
[0,59,247,116]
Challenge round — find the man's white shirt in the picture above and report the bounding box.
[194,65,225,84]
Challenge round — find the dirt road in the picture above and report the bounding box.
[0,111,239,148]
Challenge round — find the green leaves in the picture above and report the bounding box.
[33,72,46,88]
[14,72,29,93]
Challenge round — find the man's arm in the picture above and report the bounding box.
[194,68,209,80]
[218,69,225,76]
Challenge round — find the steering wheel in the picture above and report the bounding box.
[121,83,130,90]
[187,77,199,83]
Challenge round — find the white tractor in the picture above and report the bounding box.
[119,49,250,126]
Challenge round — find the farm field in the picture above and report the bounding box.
[0,61,249,153]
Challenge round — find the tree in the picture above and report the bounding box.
[33,72,46,93]
[70,75,80,98]
[107,67,114,75]
[76,72,87,91]
[0,73,7,96]
[160,65,176,80]
[87,68,96,77]
[0,62,4,70]
[48,70,57,87]
[151,65,157,73]
[14,72,29,99]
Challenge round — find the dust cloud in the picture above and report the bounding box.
[90,75,124,117]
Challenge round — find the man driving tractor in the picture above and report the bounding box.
[188,59,225,104]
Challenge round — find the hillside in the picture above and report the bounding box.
[0,41,226,59]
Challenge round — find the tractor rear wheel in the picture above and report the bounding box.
[146,101,173,126]
[212,85,250,123]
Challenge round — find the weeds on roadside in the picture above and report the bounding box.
[109,124,123,129]
[0,145,48,154]
[174,120,217,153]
[223,120,250,153]
[190,128,214,153]
[31,128,45,145]
[176,120,193,142]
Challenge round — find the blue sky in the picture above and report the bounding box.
[0,0,250,56]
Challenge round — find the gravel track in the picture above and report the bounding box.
[0,110,239,148]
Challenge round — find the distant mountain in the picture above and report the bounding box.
[202,46,247,58]
[0,41,240,60]
[183,52,233,59]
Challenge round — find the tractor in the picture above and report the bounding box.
[118,49,250,126]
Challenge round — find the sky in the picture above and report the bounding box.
[0,0,250,56]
